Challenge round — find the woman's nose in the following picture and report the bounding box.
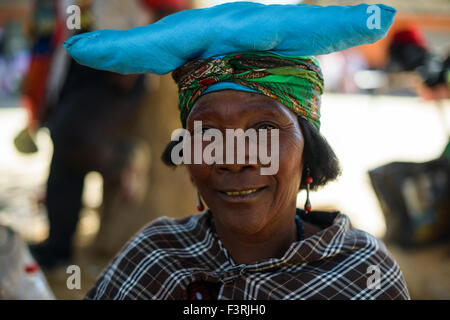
[214,133,262,172]
[215,162,258,173]
[215,148,260,173]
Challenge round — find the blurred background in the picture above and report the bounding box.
[0,0,449,300]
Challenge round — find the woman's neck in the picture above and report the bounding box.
[213,209,298,265]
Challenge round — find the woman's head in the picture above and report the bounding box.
[162,89,341,236]
[173,52,324,130]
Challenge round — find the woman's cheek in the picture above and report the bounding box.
[278,139,303,185]
[187,164,211,187]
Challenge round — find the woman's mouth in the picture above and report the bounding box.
[224,189,258,196]
[217,186,267,202]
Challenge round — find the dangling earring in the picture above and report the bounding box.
[304,167,313,213]
[196,189,204,212]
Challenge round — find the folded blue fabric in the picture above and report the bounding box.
[203,81,258,95]
[63,2,396,75]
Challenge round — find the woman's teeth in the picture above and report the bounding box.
[225,189,257,196]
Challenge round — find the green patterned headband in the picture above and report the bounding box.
[172,52,324,130]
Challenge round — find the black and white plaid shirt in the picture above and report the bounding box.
[85,209,410,300]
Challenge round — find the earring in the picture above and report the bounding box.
[304,167,313,214]
[196,189,204,212]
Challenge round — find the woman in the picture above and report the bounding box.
[64,2,409,299]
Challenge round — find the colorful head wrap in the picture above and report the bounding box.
[173,52,324,130]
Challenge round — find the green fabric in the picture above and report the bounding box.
[176,52,324,130]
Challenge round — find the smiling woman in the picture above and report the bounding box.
[63,2,410,300]
[160,89,343,263]
[186,90,331,264]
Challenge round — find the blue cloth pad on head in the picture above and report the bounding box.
[203,81,258,94]
[63,2,396,75]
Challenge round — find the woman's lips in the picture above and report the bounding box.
[216,186,268,202]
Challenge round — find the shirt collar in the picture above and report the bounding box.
[187,209,350,282]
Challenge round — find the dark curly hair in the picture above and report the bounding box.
[161,116,341,191]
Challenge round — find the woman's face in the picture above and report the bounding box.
[186,90,304,236]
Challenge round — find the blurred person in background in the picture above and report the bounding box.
[27,0,150,269]
[386,25,449,155]
[0,23,29,102]
[387,25,449,102]
[19,0,62,141]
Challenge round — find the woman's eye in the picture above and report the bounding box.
[256,123,277,131]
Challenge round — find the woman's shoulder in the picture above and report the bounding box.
[299,209,409,299]
[325,211,399,260]
[325,212,410,299]
[84,212,210,300]
[114,212,211,256]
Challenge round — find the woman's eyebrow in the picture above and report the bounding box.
[243,102,293,121]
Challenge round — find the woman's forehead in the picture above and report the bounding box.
[187,90,296,123]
